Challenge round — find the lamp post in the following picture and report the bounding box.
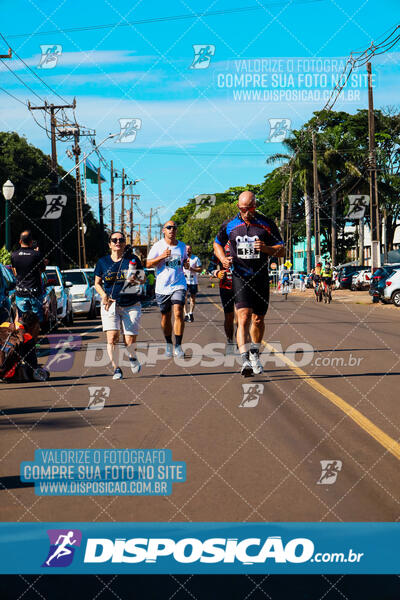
[2,180,15,251]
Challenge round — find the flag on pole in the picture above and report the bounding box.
[85,158,106,183]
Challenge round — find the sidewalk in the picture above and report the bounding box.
[286,286,400,310]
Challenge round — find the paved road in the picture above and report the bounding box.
[1,280,399,523]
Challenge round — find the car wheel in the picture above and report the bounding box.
[391,291,400,307]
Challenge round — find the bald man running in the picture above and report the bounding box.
[214,191,285,377]
[146,220,189,358]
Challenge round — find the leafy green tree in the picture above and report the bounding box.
[0,131,104,267]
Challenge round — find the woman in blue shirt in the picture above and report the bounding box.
[94,232,146,380]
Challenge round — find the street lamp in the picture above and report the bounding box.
[2,179,15,251]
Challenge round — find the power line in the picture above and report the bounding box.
[6,0,325,38]
[0,31,70,104]
[0,85,27,105]
[0,58,45,103]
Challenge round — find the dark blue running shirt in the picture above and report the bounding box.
[215,211,284,279]
[94,254,143,307]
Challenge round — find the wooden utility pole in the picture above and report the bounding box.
[286,165,293,262]
[147,207,153,248]
[305,179,312,273]
[280,187,285,238]
[121,168,125,235]
[130,198,133,244]
[367,62,380,270]
[110,160,115,231]
[28,100,76,267]
[312,131,321,264]
[0,48,12,58]
[97,167,104,231]
[73,128,86,267]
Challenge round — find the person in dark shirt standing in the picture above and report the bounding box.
[94,232,146,380]
[11,230,45,322]
[213,191,285,377]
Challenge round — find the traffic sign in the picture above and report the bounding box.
[284,260,292,269]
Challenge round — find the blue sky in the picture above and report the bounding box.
[0,0,398,236]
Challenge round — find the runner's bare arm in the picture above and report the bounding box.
[213,241,231,269]
[146,248,170,268]
[253,240,285,257]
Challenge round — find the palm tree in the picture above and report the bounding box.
[267,131,314,272]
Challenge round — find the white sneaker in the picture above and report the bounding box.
[174,345,185,358]
[112,367,123,380]
[129,356,141,374]
[249,352,263,375]
[165,343,173,358]
[241,359,254,378]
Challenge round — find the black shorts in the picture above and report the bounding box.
[232,273,270,315]
[322,277,332,285]
[187,284,198,296]
[219,287,235,314]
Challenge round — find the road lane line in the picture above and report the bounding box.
[208,294,400,461]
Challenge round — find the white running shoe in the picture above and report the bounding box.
[249,352,263,375]
[165,343,173,358]
[129,356,141,374]
[112,367,123,380]
[174,345,185,358]
[241,359,254,378]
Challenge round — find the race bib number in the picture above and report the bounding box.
[237,241,260,260]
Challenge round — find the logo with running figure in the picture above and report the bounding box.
[240,383,264,407]
[42,529,82,567]
[317,460,342,485]
[265,118,291,143]
[190,45,215,69]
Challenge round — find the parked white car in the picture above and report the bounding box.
[351,269,371,291]
[81,268,101,315]
[62,269,97,318]
[382,268,400,307]
[46,266,74,325]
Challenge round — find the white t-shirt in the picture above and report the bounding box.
[147,238,188,294]
[184,255,202,285]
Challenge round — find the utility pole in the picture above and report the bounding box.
[286,165,293,263]
[147,207,153,248]
[73,128,86,268]
[97,167,104,231]
[367,62,381,271]
[312,131,321,264]
[120,168,125,235]
[29,99,76,267]
[0,48,12,58]
[130,198,133,244]
[110,160,115,232]
[280,187,285,238]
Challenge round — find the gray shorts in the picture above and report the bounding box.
[155,289,186,314]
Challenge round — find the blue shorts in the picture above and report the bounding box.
[15,295,44,321]
[155,289,186,314]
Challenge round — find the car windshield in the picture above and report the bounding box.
[63,272,87,285]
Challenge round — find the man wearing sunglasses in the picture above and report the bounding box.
[146,220,189,358]
[213,191,285,377]
[94,231,145,380]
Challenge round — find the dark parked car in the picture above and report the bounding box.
[369,266,399,303]
[337,265,368,289]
